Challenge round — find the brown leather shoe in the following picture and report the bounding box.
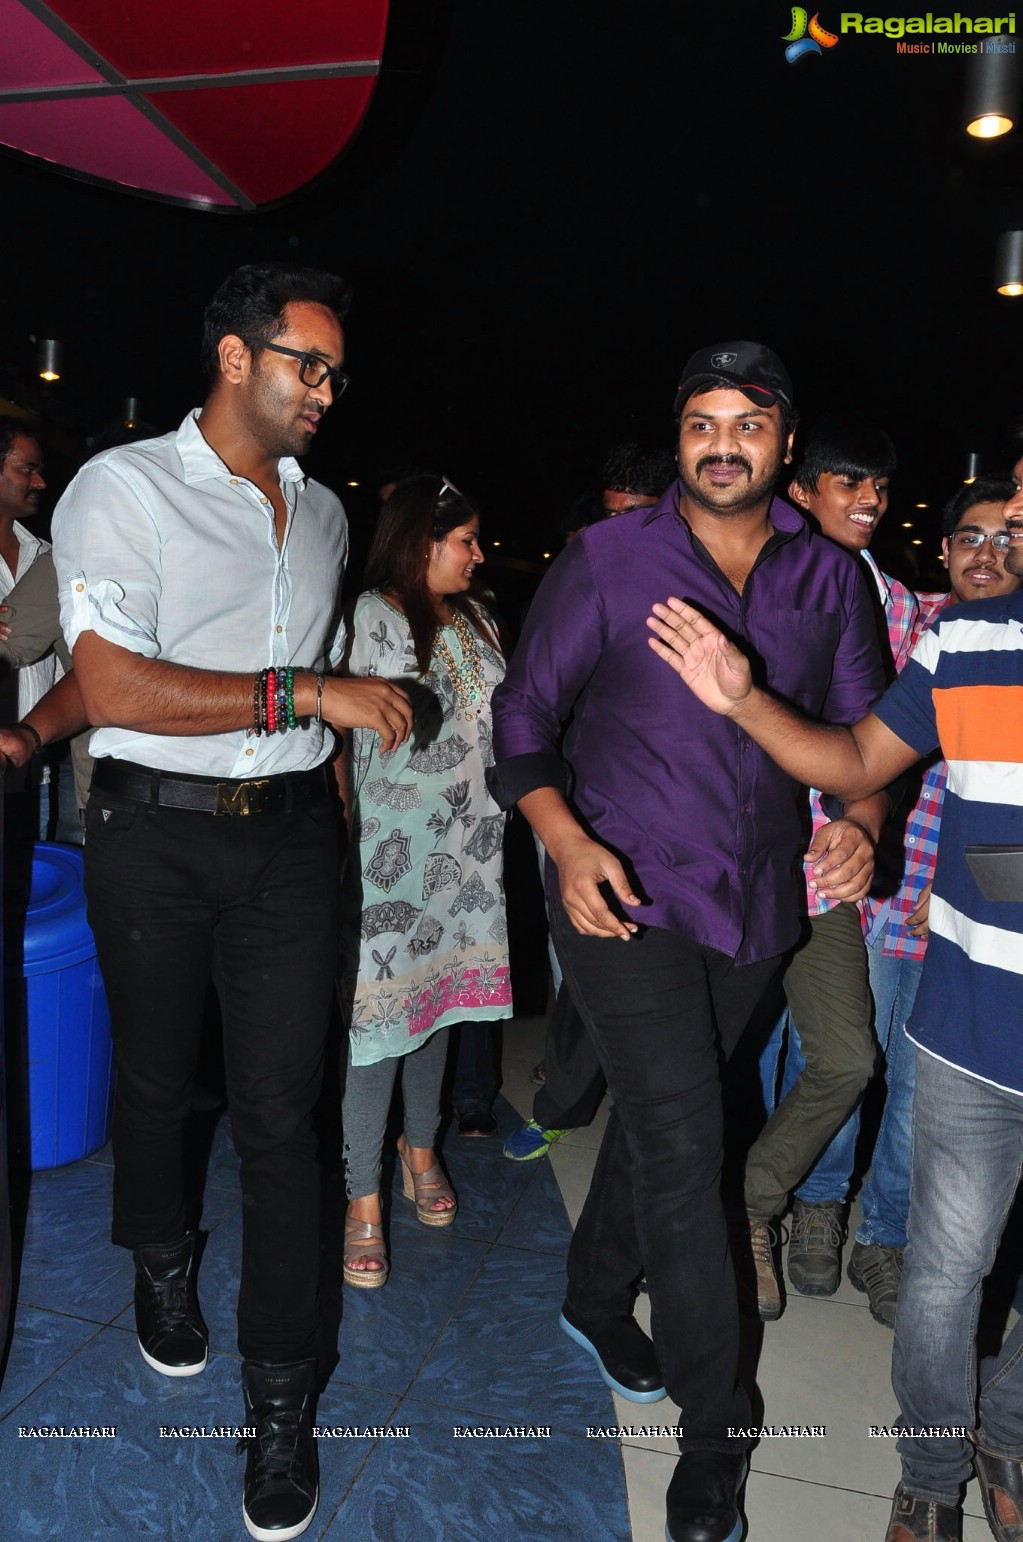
[884,1487,961,1541]
[971,1432,1023,1541]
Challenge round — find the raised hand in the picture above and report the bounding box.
[646,598,753,714]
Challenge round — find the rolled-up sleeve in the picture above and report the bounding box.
[52,459,164,658]
[488,538,605,807]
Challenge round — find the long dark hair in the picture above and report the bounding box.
[364,474,495,674]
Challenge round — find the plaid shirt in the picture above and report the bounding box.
[862,590,949,958]
[807,553,920,917]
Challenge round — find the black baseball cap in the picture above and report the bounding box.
[675,341,794,417]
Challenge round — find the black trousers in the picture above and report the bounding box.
[83,784,340,1364]
[551,898,779,1450]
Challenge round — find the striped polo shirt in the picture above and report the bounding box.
[872,589,1023,1094]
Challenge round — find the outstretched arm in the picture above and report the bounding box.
[646,597,920,799]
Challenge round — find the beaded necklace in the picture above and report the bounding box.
[434,608,486,719]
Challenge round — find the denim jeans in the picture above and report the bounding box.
[763,934,920,1245]
[551,898,779,1450]
[893,1048,1023,1501]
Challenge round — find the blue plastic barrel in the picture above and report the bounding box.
[22,843,113,1169]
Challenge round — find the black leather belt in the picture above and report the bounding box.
[92,758,333,816]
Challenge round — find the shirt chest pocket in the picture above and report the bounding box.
[754,609,841,709]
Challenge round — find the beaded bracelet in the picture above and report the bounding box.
[17,721,43,754]
[266,667,277,734]
[251,666,300,735]
[285,668,297,731]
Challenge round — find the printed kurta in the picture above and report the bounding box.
[342,591,512,1066]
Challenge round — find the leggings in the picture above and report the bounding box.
[342,1027,450,1199]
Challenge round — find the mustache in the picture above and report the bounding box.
[696,453,753,478]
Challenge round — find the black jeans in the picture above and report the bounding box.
[83,785,340,1364]
[551,898,779,1450]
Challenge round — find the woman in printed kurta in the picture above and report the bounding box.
[339,475,512,1287]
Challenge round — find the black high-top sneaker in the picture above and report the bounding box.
[133,1232,208,1376]
[240,1359,319,1542]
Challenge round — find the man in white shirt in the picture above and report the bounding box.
[50,264,412,1542]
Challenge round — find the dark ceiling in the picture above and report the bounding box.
[3,1,1023,570]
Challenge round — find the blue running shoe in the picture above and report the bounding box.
[503,1119,570,1162]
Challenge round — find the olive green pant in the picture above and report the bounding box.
[744,902,877,1221]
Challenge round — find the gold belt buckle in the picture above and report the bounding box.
[213,778,269,816]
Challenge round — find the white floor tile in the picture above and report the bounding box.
[750,1294,900,1492]
[547,1141,602,1229]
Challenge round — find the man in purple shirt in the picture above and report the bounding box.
[489,342,886,1542]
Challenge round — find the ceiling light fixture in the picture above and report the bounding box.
[38,338,61,382]
[964,49,1020,137]
[995,230,1023,295]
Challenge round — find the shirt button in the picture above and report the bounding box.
[245,746,254,756]
[230,477,239,485]
[261,496,270,506]
[75,582,84,592]
[275,625,283,634]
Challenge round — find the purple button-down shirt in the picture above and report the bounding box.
[489,487,886,964]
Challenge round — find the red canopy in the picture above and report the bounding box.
[0,0,389,208]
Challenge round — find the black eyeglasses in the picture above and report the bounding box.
[950,530,1012,552]
[242,338,350,395]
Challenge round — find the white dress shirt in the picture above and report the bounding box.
[52,411,348,777]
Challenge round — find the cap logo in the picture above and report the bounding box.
[711,352,737,368]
